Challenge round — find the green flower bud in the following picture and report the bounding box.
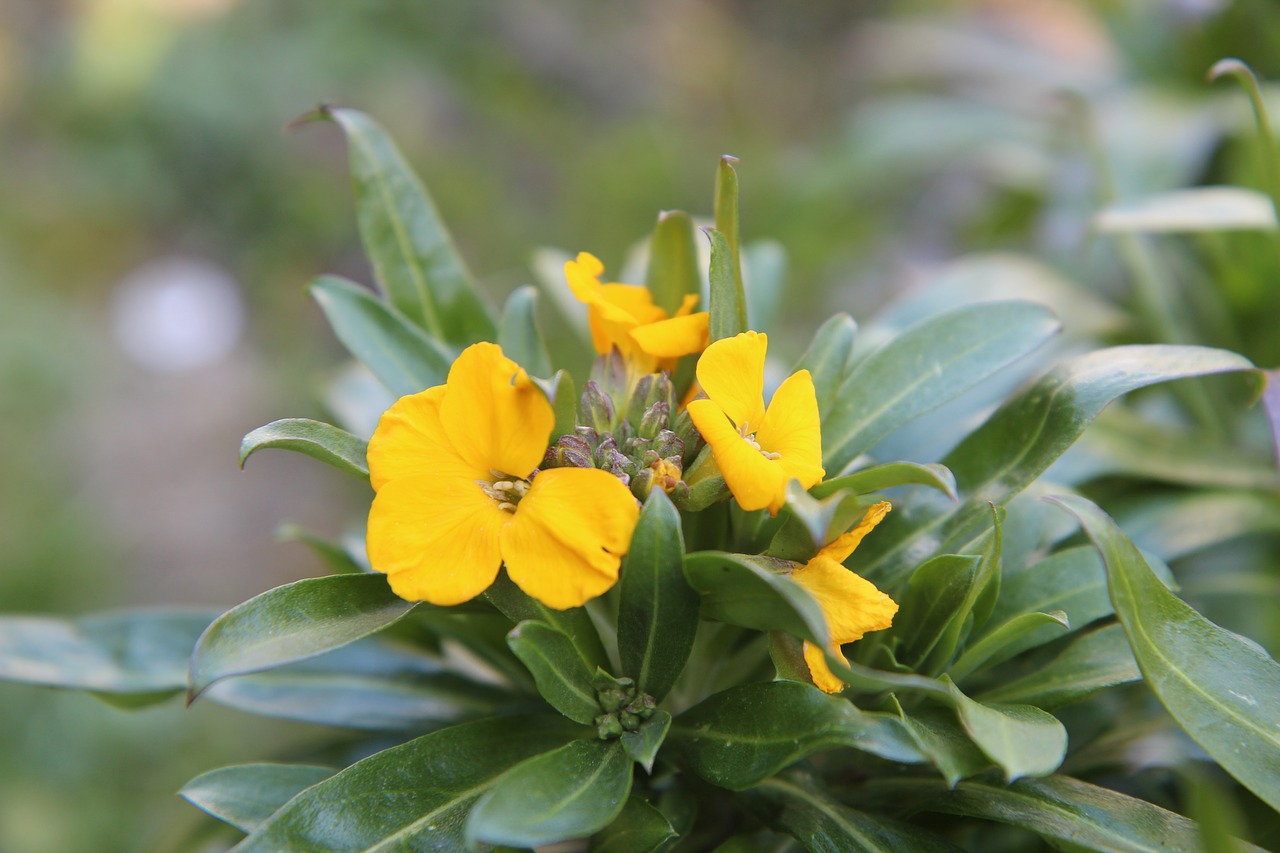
[595,713,624,740]
[580,380,615,434]
[638,401,670,440]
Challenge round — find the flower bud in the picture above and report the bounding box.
[595,713,624,739]
[580,380,615,434]
[673,407,704,462]
[638,401,670,440]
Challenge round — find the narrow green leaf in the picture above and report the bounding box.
[236,714,583,851]
[706,228,745,342]
[275,523,365,575]
[669,681,924,790]
[812,462,957,501]
[467,738,633,848]
[589,796,677,853]
[179,763,334,833]
[793,314,857,420]
[943,677,1067,781]
[310,274,452,398]
[893,702,991,787]
[498,285,552,378]
[713,155,747,329]
[646,210,701,316]
[549,369,578,442]
[322,106,495,347]
[986,546,1111,637]
[1094,187,1277,233]
[507,620,600,726]
[618,491,697,701]
[748,772,965,852]
[1117,490,1280,562]
[239,418,369,480]
[188,574,417,699]
[0,609,216,702]
[948,611,1069,682]
[1209,59,1280,219]
[1050,494,1280,813]
[823,301,1060,471]
[977,623,1141,709]
[683,552,828,648]
[895,554,980,670]
[621,710,672,774]
[486,572,609,672]
[742,239,786,336]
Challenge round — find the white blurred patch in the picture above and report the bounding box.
[111,256,245,374]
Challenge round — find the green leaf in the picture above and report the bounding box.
[179,763,334,833]
[467,738,633,848]
[486,572,609,672]
[859,774,1267,853]
[1050,494,1280,813]
[948,611,1069,682]
[812,462,957,501]
[713,155,747,329]
[893,702,991,787]
[498,285,552,378]
[706,228,745,342]
[0,609,216,702]
[310,274,453,398]
[977,623,1141,709]
[188,573,417,699]
[748,772,965,852]
[507,620,600,725]
[896,554,981,672]
[621,710,672,774]
[683,552,828,648]
[206,639,510,731]
[669,681,923,790]
[321,107,495,347]
[823,301,1060,472]
[1116,490,1280,562]
[646,210,701,316]
[239,418,369,480]
[618,491,697,701]
[236,714,583,851]
[986,547,1111,637]
[589,796,677,853]
[549,369,578,441]
[793,314,857,420]
[943,677,1066,781]
[1094,187,1278,233]
[275,523,366,575]
[742,240,786,335]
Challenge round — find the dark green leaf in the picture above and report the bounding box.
[622,710,672,774]
[310,274,453,397]
[706,228,745,342]
[893,702,990,787]
[0,609,216,702]
[895,554,980,670]
[507,620,600,725]
[977,623,1141,710]
[486,572,609,672]
[589,796,677,853]
[239,418,369,480]
[646,210,701,316]
[823,301,1060,471]
[948,611,1069,682]
[467,738,633,848]
[322,107,494,347]
[275,523,366,575]
[812,462,957,501]
[713,155,746,329]
[550,369,578,442]
[669,681,923,790]
[1050,494,1280,813]
[236,714,582,851]
[189,573,417,699]
[619,491,697,701]
[498,285,552,378]
[793,314,856,421]
[986,547,1110,637]
[683,552,828,648]
[943,677,1066,781]
[179,763,334,833]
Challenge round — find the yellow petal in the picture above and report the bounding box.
[367,385,485,491]
[803,640,849,694]
[695,331,767,429]
[438,343,554,478]
[688,398,789,514]
[820,502,892,563]
[756,369,825,490]
[564,251,606,305]
[629,311,709,359]
[367,473,508,605]
[598,284,667,326]
[673,293,701,318]
[791,553,898,645]
[501,468,640,609]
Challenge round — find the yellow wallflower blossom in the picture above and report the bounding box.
[565,251,709,373]
[791,501,899,693]
[366,343,640,610]
[686,331,825,514]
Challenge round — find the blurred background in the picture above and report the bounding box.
[3,0,1280,850]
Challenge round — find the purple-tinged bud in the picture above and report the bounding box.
[580,380,615,434]
[638,401,670,440]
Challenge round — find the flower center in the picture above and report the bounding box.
[477,469,532,513]
[736,420,781,461]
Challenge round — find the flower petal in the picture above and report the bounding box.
[501,468,640,609]
[790,553,898,645]
[756,369,825,490]
[695,331,767,429]
[820,502,892,563]
[438,343,554,478]
[367,474,508,605]
[629,311,709,359]
[367,386,484,491]
[688,398,788,513]
[673,293,701,318]
[803,640,849,694]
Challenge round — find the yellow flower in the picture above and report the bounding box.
[365,343,640,609]
[686,331,825,515]
[791,501,899,693]
[565,251,709,373]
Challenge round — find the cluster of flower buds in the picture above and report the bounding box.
[592,672,657,739]
[542,363,705,503]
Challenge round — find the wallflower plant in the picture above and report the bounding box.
[2,99,1280,852]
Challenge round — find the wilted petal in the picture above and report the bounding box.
[791,553,898,645]
[695,331,768,429]
[821,502,892,563]
[502,468,640,609]
[803,641,849,695]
